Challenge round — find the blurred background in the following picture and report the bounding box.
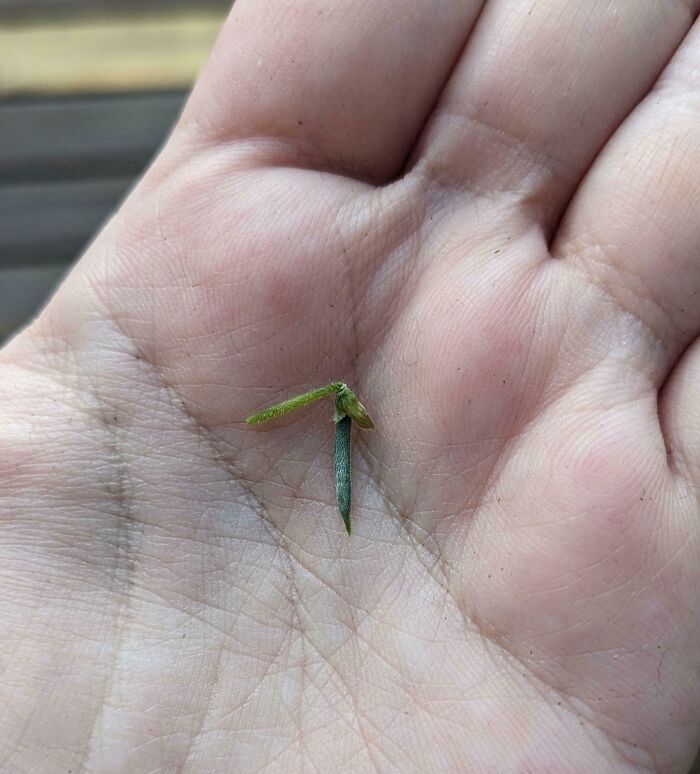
[0,0,230,343]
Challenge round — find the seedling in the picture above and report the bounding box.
[246,382,374,534]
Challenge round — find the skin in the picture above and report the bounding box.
[2,1,700,771]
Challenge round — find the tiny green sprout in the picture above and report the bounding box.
[246,382,374,534]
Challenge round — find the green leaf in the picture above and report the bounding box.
[246,382,342,424]
[334,415,353,534]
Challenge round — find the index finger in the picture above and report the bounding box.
[181,0,485,182]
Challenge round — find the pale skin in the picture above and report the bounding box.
[2,1,700,771]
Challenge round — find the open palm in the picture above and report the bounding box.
[3,2,700,771]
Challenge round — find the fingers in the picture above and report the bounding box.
[415,0,699,227]
[553,18,700,373]
[181,0,485,182]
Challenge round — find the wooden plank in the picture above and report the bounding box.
[0,92,185,183]
[0,178,132,267]
[0,9,224,96]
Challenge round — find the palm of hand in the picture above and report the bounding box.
[3,3,700,772]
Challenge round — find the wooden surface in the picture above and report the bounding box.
[0,0,226,341]
[0,91,185,266]
[0,9,224,95]
[0,0,229,15]
[0,91,184,186]
[0,265,67,342]
[0,91,186,341]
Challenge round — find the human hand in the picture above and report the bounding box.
[3,2,700,771]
